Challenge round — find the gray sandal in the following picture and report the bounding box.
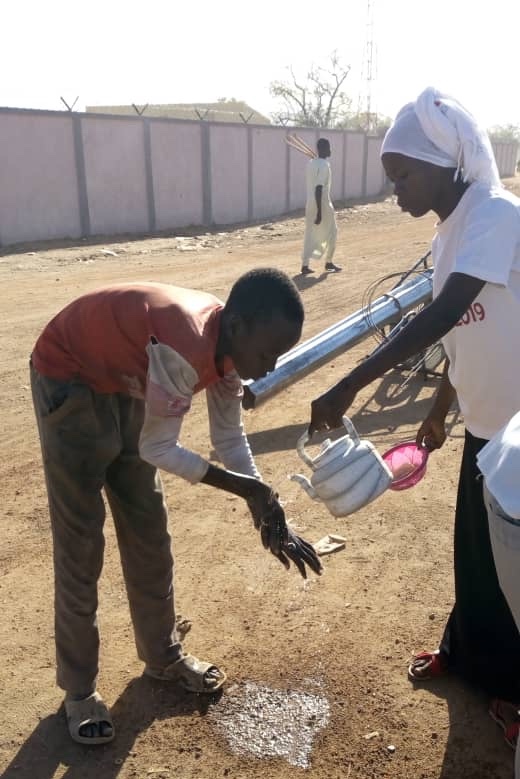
[64,691,114,745]
[144,654,227,692]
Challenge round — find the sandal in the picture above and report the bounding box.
[144,653,227,693]
[64,691,114,745]
[408,650,449,681]
[489,698,520,751]
[505,722,520,751]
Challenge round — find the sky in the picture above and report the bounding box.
[2,0,519,130]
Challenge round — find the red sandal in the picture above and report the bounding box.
[489,698,520,751]
[505,722,520,751]
[408,650,449,681]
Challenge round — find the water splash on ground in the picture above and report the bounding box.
[208,680,330,769]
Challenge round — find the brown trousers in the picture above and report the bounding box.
[30,364,181,694]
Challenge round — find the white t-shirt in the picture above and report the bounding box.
[478,410,520,519]
[431,182,520,440]
[306,158,332,205]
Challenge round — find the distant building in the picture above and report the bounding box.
[86,100,271,125]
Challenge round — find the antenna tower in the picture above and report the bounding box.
[358,0,377,132]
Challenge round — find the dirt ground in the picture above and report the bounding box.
[1,180,519,779]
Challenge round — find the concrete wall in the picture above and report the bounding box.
[13,108,520,247]
[492,141,520,178]
[366,136,386,197]
[251,126,287,220]
[1,107,517,248]
[288,128,317,211]
[82,116,149,236]
[210,124,249,225]
[344,134,366,199]
[150,120,204,230]
[0,112,81,245]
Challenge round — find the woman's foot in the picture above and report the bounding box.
[489,698,520,750]
[408,649,449,681]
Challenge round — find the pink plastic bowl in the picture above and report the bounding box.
[382,441,430,491]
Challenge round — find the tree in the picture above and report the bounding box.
[336,110,392,134]
[488,124,520,143]
[269,51,390,132]
[270,52,353,128]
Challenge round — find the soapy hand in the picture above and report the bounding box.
[246,486,322,577]
[281,528,323,578]
[246,485,288,556]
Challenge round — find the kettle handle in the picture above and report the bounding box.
[296,416,360,468]
[342,415,360,445]
[296,430,315,468]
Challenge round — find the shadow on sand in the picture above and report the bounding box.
[245,369,462,456]
[2,675,221,779]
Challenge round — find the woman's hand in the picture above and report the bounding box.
[309,380,356,435]
[416,414,447,451]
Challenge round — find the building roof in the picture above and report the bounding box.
[85,100,271,124]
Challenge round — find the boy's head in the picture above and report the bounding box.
[317,138,331,158]
[220,268,304,381]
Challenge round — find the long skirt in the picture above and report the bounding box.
[439,429,520,701]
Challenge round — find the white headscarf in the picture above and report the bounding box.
[381,86,501,188]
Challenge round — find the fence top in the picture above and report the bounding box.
[0,104,384,136]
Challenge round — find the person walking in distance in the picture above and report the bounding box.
[301,138,342,275]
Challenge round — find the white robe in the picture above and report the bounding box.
[302,157,337,263]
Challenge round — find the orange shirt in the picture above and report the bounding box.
[32,282,233,397]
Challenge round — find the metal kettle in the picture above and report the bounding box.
[291,417,393,517]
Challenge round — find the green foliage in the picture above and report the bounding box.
[488,124,520,143]
[337,111,392,134]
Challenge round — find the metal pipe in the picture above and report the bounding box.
[242,269,433,410]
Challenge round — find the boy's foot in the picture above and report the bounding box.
[300,267,314,275]
[144,653,227,693]
[325,262,342,272]
[64,691,114,745]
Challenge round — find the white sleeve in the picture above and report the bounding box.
[206,371,261,479]
[139,412,209,483]
[138,340,210,484]
[314,159,329,187]
[455,198,520,285]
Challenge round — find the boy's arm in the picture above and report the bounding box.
[139,352,321,578]
[206,374,260,478]
[200,463,322,579]
[204,377,321,578]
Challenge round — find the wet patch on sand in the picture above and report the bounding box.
[207,680,330,768]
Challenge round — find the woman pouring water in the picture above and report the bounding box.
[309,87,520,733]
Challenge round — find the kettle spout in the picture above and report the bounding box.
[290,473,318,500]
